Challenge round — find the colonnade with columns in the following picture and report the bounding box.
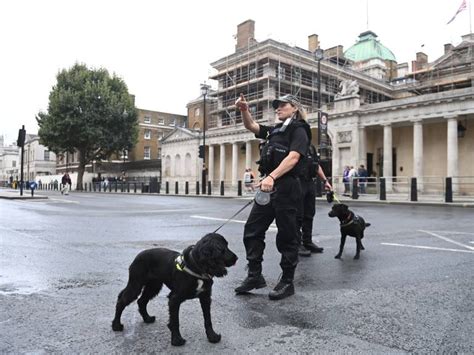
[207,140,256,186]
[333,114,464,192]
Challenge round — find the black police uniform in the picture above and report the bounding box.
[296,145,323,253]
[241,118,310,284]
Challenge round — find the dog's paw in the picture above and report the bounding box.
[334,254,342,259]
[207,331,221,343]
[360,246,365,250]
[171,336,186,346]
[143,316,156,324]
[353,255,360,260]
[112,321,124,331]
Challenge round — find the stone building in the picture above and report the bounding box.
[161,20,474,194]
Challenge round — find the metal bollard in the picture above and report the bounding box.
[185,181,189,195]
[141,182,144,193]
[379,178,386,201]
[175,181,179,195]
[445,177,453,203]
[114,182,118,193]
[127,182,130,193]
[158,182,161,194]
[237,180,242,196]
[207,181,211,195]
[220,181,224,196]
[134,183,137,193]
[196,181,200,195]
[410,177,418,201]
[166,181,169,194]
[351,179,359,199]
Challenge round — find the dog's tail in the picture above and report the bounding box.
[365,222,371,227]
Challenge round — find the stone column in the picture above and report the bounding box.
[358,126,367,168]
[232,142,239,186]
[383,124,393,191]
[352,125,360,168]
[246,141,252,169]
[219,144,226,183]
[413,120,423,191]
[447,116,459,192]
[208,145,215,183]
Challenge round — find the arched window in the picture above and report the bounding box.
[193,122,201,130]
[184,153,192,176]
[165,156,171,177]
[174,154,181,176]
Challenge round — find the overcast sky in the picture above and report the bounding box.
[1,0,472,144]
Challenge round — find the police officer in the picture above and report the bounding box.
[297,146,332,257]
[234,93,310,300]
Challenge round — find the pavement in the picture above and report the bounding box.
[2,187,473,207]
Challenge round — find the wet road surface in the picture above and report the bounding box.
[1,192,473,353]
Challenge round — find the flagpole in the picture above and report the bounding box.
[470,0,472,33]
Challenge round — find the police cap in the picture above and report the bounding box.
[272,94,302,109]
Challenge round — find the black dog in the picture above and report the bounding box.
[112,233,237,346]
[328,204,370,260]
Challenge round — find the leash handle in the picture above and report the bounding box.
[213,199,254,233]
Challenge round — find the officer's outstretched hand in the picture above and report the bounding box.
[235,93,248,112]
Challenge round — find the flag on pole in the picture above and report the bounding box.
[447,0,467,24]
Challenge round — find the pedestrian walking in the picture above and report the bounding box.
[234,93,310,300]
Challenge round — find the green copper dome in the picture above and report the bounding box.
[344,31,396,62]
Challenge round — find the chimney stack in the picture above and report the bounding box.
[308,34,319,53]
[235,19,255,51]
[444,43,454,54]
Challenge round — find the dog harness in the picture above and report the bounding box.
[340,213,364,228]
[175,255,212,280]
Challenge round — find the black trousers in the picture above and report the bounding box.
[243,175,301,280]
[296,178,316,244]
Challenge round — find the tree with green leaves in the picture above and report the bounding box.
[37,63,138,190]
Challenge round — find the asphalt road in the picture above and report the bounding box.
[1,191,473,353]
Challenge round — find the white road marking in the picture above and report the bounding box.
[418,230,474,251]
[190,215,277,231]
[48,198,80,204]
[381,242,474,254]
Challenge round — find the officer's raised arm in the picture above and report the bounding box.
[235,93,260,134]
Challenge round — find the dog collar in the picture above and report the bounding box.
[340,212,354,227]
[175,255,212,280]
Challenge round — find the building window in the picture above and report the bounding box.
[194,107,200,116]
[169,119,176,126]
[158,148,162,157]
[158,117,164,125]
[277,65,286,80]
[144,129,151,140]
[12,160,16,167]
[44,150,50,161]
[158,131,164,140]
[144,147,151,160]
[144,115,151,123]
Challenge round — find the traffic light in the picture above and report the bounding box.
[17,127,26,147]
[198,145,204,158]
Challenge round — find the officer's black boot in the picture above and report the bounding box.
[235,264,266,294]
[303,240,324,253]
[298,243,311,257]
[268,270,295,300]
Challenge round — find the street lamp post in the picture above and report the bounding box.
[200,83,211,194]
[314,48,324,197]
[314,48,324,154]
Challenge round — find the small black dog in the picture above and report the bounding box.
[328,204,371,260]
[112,233,237,346]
